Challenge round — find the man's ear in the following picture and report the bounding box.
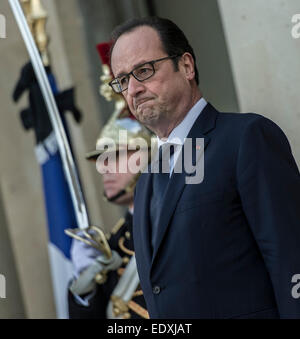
[180,53,196,81]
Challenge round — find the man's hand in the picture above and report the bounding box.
[70,238,122,296]
[70,238,102,278]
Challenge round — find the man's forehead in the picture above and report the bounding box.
[111,26,164,75]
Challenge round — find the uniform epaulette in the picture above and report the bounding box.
[111,217,126,235]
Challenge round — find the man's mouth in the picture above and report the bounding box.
[135,98,153,109]
[103,180,115,186]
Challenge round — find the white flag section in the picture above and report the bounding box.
[48,243,73,318]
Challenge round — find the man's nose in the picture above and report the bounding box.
[127,75,145,97]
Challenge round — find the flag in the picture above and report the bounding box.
[13,62,82,318]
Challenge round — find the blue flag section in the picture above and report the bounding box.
[13,62,83,319]
[35,131,76,319]
[42,148,75,260]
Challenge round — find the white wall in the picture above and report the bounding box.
[218,0,300,166]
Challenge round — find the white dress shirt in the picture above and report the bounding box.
[157,97,207,175]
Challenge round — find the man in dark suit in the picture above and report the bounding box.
[108,17,300,318]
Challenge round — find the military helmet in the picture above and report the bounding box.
[86,105,154,161]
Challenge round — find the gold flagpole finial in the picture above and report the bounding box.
[28,0,50,66]
[20,0,33,34]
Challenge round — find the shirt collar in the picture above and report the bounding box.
[157,97,207,148]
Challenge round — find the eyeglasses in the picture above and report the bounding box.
[109,55,180,94]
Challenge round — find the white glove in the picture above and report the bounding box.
[70,237,103,278]
[69,250,123,296]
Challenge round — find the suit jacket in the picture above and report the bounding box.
[133,103,300,319]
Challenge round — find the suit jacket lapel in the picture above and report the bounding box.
[151,103,218,267]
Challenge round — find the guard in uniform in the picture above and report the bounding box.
[67,42,154,319]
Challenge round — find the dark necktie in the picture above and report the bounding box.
[150,144,175,252]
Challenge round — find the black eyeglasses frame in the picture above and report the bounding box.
[109,54,180,94]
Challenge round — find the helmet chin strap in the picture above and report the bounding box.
[103,189,127,203]
[103,173,141,203]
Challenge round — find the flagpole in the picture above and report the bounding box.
[9,0,89,229]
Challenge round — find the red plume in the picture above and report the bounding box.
[96,42,113,66]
